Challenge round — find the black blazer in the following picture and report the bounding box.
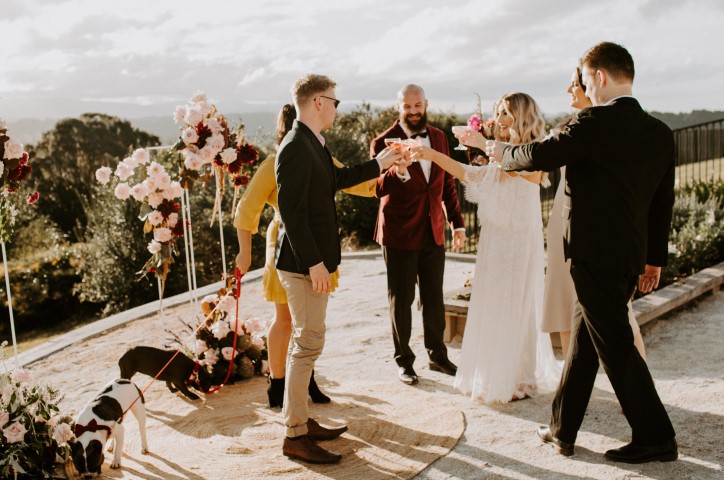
[501,97,675,275]
[275,120,381,274]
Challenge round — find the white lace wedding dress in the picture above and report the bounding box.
[454,164,562,403]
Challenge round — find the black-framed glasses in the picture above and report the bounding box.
[319,95,340,109]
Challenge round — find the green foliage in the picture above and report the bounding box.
[26,113,160,240]
[661,180,724,285]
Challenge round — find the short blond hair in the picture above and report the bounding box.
[495,92,546,145]
[291,74,336,106]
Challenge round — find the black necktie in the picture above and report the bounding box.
[410,131,428,139]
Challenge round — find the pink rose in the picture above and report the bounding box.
[114,183,131,200]
[467,114,482,132]
[146,161,164,178]
[167,212,179,227]
[3,421,27,443]
[147,240,162,254]
[221,346,236,361]
[153,227,172,243]
[132,148,149,165]
[114,163,133,181]
[181,127,199,146]
[219,148,237,165]
[173,105,187,124]
[3,139,23,159]
[0,411,9,428]
[52,422,74,444]
[131,183,148,202]
[190,91,208,104]
[148,210,164,226]
[148,192,164,208]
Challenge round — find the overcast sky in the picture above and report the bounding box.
[2,0,723,121]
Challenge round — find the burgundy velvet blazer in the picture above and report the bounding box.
[370,120,465,250]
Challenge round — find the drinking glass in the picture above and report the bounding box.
[451,125,468,150]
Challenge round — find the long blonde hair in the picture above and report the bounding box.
[494,92,546,145]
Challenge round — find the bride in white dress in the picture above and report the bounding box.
[411,92,561,403]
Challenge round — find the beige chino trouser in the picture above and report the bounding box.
[277,270,329,438]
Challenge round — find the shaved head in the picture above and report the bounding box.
[397,84,426,103]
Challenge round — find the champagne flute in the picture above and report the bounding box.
[451,125,468,150]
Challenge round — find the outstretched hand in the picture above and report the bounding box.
[455,129,486,150]
[409,145,435,163]
[376,146,404,170]
[484,140,507,164]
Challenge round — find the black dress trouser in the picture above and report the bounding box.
[551,261,676,446]
[383,227,447,368]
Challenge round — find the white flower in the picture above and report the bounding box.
[705,209,715,225]
[190,90,208,104]
[219,148,237,165]
[221,347,236,361]
[184,155,203,171]
[173,105,187,123]
[207,134,225,152]
[181,127,199,145]
[185,105,203,126]
[668,243,679,256]
[167,212,179,227]
[199,146,217,164]
[194,340,208,357]
[146,161,165,179]
[244,318,265,335]
[218,295,236,314]
[206,116,223,135]
[3,421,27,443]
[122,155,139,169]
[147,210,164,226]
[153,227,173,243]
[131,183,148,202]
[147,192,164,208]
[12,369,32,385]
[143,176,158,192]
[196,101,212,118]
[202,348,219,367]
[114,183,132,200]
[114,163,133,181]
[147,240,162,254]
[132,148,149,164]
[52,422,74,444]
[168,181,184,199]
[95,166,112,185]
[156,171,171,190]
[3,139,23,159]
[0,411,9,428]
[211,320,231,340]
[251,335,265,349]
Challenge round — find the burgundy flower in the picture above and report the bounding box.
[195,123,212,149]
[8,164,31,182]
[157,199,180,219]
[236,144,259,165]
[171,219,187,237]
[233,174,249,187]
[213,157,224,167]
[27,191,39,204]
[227,159,243,174]
[20,152,29,166]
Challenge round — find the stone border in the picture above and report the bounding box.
[444,260,724,342]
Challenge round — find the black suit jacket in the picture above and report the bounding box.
[275,120,381,274]
[501,97,675,275]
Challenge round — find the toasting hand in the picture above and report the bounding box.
[376,146,404,170]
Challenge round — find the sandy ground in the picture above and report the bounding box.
[24,255,724,479]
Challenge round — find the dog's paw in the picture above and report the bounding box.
[110,461,121,469]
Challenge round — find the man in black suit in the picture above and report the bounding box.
[486,42,677,464]
[275,73,400,464]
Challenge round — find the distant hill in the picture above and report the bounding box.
[650,110,724,130]
[6,111,278,147]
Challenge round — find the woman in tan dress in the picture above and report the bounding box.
[542,68,646,360]
[234,104,375,407]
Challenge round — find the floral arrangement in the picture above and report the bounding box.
[172,91,260,217]
[170,286,269,387]
[0,120,39,243]
[95,148,185,291]
[466,93,495,139]
[1,342,75,479]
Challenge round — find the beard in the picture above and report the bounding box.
[401,111,428,132]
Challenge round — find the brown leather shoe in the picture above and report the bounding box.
[283,435,342,464]
[307,418,347,441]
[537,426,574,456]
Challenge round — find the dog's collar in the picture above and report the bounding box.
[186,362,208,392]
[74,418,112,437]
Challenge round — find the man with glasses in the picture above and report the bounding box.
[275,73,401,464]
[371,84,466,386]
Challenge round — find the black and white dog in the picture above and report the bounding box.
[69,379,149,477]
[119,346,212,400]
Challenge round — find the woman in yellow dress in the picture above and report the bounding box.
[234,104,376,408]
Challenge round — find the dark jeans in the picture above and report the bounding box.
[383,229,447,368]
[551,261,676,446]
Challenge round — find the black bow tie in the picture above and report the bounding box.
[410,131,428,139]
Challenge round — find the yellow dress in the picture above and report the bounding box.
[233,154,376,303]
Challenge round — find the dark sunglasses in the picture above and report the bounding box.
[319,95,340,109]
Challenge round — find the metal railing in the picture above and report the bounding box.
[447,117,724,253]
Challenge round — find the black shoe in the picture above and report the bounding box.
[283,435,342,464]
[267,376,285,408]
[309,370,331,404]
[306,418,347,441]
[537,426,574,456]
[605,439,678,464]
[429,358,457,376]
[398,366,418,385]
